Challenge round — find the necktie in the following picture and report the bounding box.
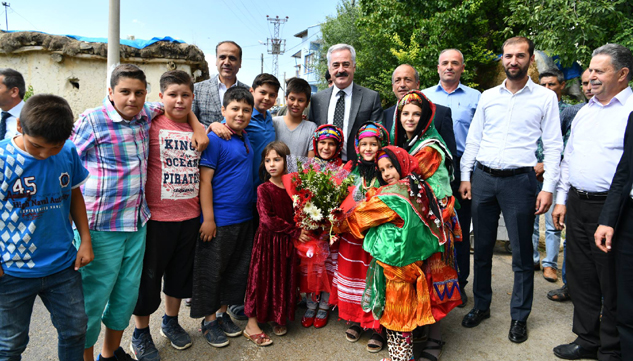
[0,112,10,140]
[333,90,345,130]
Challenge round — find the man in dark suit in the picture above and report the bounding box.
[308,44,383,161]
[595,110,633,360]
[384,64,457,158]
[192,41,249,127]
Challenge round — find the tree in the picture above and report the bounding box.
[319,0,516,104]
[505,0,633,68]
[319,0,632,105]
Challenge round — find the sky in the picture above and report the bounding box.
[1,0,340,86]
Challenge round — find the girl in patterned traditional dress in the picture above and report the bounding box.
[330,122,389,352]
[338,146,461,361]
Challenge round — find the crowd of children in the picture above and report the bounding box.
[0,60,461,361]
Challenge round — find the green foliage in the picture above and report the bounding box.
[318,0,633,105]
[505,0,633,68]
[24,85,34,101]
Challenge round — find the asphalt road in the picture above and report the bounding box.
[23,241,575,360]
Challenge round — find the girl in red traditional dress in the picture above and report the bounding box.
[301,124,344,329]
[243,141,310,346]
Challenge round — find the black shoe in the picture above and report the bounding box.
[457,287,468,308]
[553,342,598,360]
[461,308,490,328]
[508,320,527,343]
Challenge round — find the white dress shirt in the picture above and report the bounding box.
[327,82,353,160]
[556,87,633,205]
[218,76,240,105]
[2,100,24,139]
[461,78,563,192]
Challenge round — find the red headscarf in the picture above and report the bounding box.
[377,145,420,180]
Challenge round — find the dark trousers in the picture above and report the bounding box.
[452,156,472,289]
[616,200,633,360]
[471,167,537,321]
[566,191,619,360]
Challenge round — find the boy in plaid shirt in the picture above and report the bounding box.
[72,64,207,361]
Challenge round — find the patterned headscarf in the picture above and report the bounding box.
[354,121,390,159]
[312,124,344,162]
[393,90,437,152]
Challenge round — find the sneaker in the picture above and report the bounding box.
[200,320,229,348]
[218,312,242,337]
[97,347,135,361]
[161,317,192,350]
[227,304,248,320]
[130,332,160,361]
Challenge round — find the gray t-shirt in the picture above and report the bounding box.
[272,116,317,156]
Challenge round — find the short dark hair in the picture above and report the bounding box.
[592,43,633,82]
[19,94,74,143]
[223,86,254,108]
[0,68,26,99]
[216,40,242,60]
[259,141,290,182]
[285,77,311,101]
[160,70,194,92]
[502,36,535,57]
[539,68,565,84]
[110,64,147,89]
[325,69,331,82]
[252,73,281,92]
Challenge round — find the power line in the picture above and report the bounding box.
[236,0,267,34]
[219,0,261,36]
[8,7,39,31]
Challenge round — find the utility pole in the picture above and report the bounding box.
[265,15,288,79]
[107,0,120,87]
[261,53,264,74]
[2,2,9,31]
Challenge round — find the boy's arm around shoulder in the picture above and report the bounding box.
[187,111,210,151]
[71,111,98,158]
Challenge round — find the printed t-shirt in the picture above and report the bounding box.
[0,138,90,278]
[146,114,201,222]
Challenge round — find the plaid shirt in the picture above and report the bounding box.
[72,97,163,232]
[192,75,249,127]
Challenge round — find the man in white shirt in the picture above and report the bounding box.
[0,68,26,140]
[459,37,563,344]
[551,43,633,361]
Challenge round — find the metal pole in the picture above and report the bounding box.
[2,2,9,31]
[261,53,264,74]
[106,0,120,87]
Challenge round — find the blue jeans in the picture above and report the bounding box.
[532,182,561,269]
[0,266,87,361]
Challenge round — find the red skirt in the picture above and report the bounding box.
[330,233,381,330]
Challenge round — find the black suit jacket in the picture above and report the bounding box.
[599,111,633,233]
[384,103,457,159]
[308,83,383,160]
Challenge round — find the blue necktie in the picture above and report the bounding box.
[0,112,10,140]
